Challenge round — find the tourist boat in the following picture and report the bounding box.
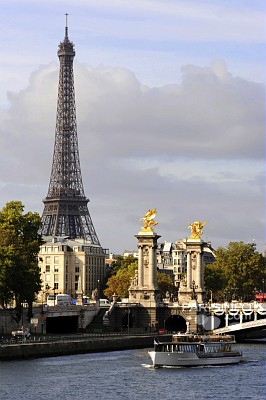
[148,333,243,368]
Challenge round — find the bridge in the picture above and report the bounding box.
[197,301,266,337]
[213,318,266,335]
[1,300,265,336]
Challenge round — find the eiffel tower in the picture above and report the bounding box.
[40,16,100,246]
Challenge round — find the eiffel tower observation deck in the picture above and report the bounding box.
[40,16,100,246]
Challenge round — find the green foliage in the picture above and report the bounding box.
[112,255,137,274]
[157,272,177,299]
[104,259,137,299]
[204,263,227,301]
[205,241,266,301]
[0,201,43,319]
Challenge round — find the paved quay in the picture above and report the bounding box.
[0,334,166,361]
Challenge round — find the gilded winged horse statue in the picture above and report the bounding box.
[139,208,158,232]
[188,220,207,239]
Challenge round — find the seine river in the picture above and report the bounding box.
[0,343,265,400]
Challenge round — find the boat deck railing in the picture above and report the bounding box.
[155,342,233,354]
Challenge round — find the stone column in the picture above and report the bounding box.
[138,245,143,287]
[149,245,154,288]
[186,252,191,288]
[201,253,205,290]
[197,252,201,288]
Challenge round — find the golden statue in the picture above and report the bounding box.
[139,208,158,232]
[188,220,207,239]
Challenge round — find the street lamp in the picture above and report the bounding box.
[262,278,265,302]
[97,279,100,298]
[253,287,257,301]
[224,288,230,302]
[231,282,238,301]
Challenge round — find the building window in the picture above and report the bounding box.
[46,265,50,273]
[45,256,50,264]
[54,256,59,264]
[75,275,79,282]
[54,265,59,272]
[75,267,80,273]
[54,283,59,290]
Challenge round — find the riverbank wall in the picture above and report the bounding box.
[0,335,164,361]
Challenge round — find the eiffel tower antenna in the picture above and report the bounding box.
[65,13,68,37]
[40,16,101,245]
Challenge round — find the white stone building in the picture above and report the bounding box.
[38,237,109,302]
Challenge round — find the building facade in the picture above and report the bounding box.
[38,238,107,302]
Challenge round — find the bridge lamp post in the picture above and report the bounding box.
[224,288,230,302]
[253,287,257,301]
[231,282,238,301]
[209,289,213,304]
[97,279,100,294]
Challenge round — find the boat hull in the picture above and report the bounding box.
[148,350,243,367]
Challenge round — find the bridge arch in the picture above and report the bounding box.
[165,314,187,332]
[121,310,133,330]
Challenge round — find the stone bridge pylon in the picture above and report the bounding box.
[129,208,161,308]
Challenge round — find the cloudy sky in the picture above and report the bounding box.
[0,0,265,254]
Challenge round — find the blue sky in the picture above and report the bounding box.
[0,0,265,253]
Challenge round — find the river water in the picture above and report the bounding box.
[0,343,265,400]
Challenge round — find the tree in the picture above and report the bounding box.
[104,261,137,299]
[157,272,177,299]
[112,255,137,274]
[0,201,43,322]
[204,263,227,301]
[207,242,266,301]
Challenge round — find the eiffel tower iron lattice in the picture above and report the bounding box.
[40,18,101,245]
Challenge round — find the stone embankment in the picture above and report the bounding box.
[0,335,163,361]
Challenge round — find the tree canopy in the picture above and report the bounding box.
[0,201,43,321]
[103,257,137,299]
[204,241,266,301]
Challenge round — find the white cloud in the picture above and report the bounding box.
[0,59,264,253]
[0,1,264,111]
[73,60,264,160]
